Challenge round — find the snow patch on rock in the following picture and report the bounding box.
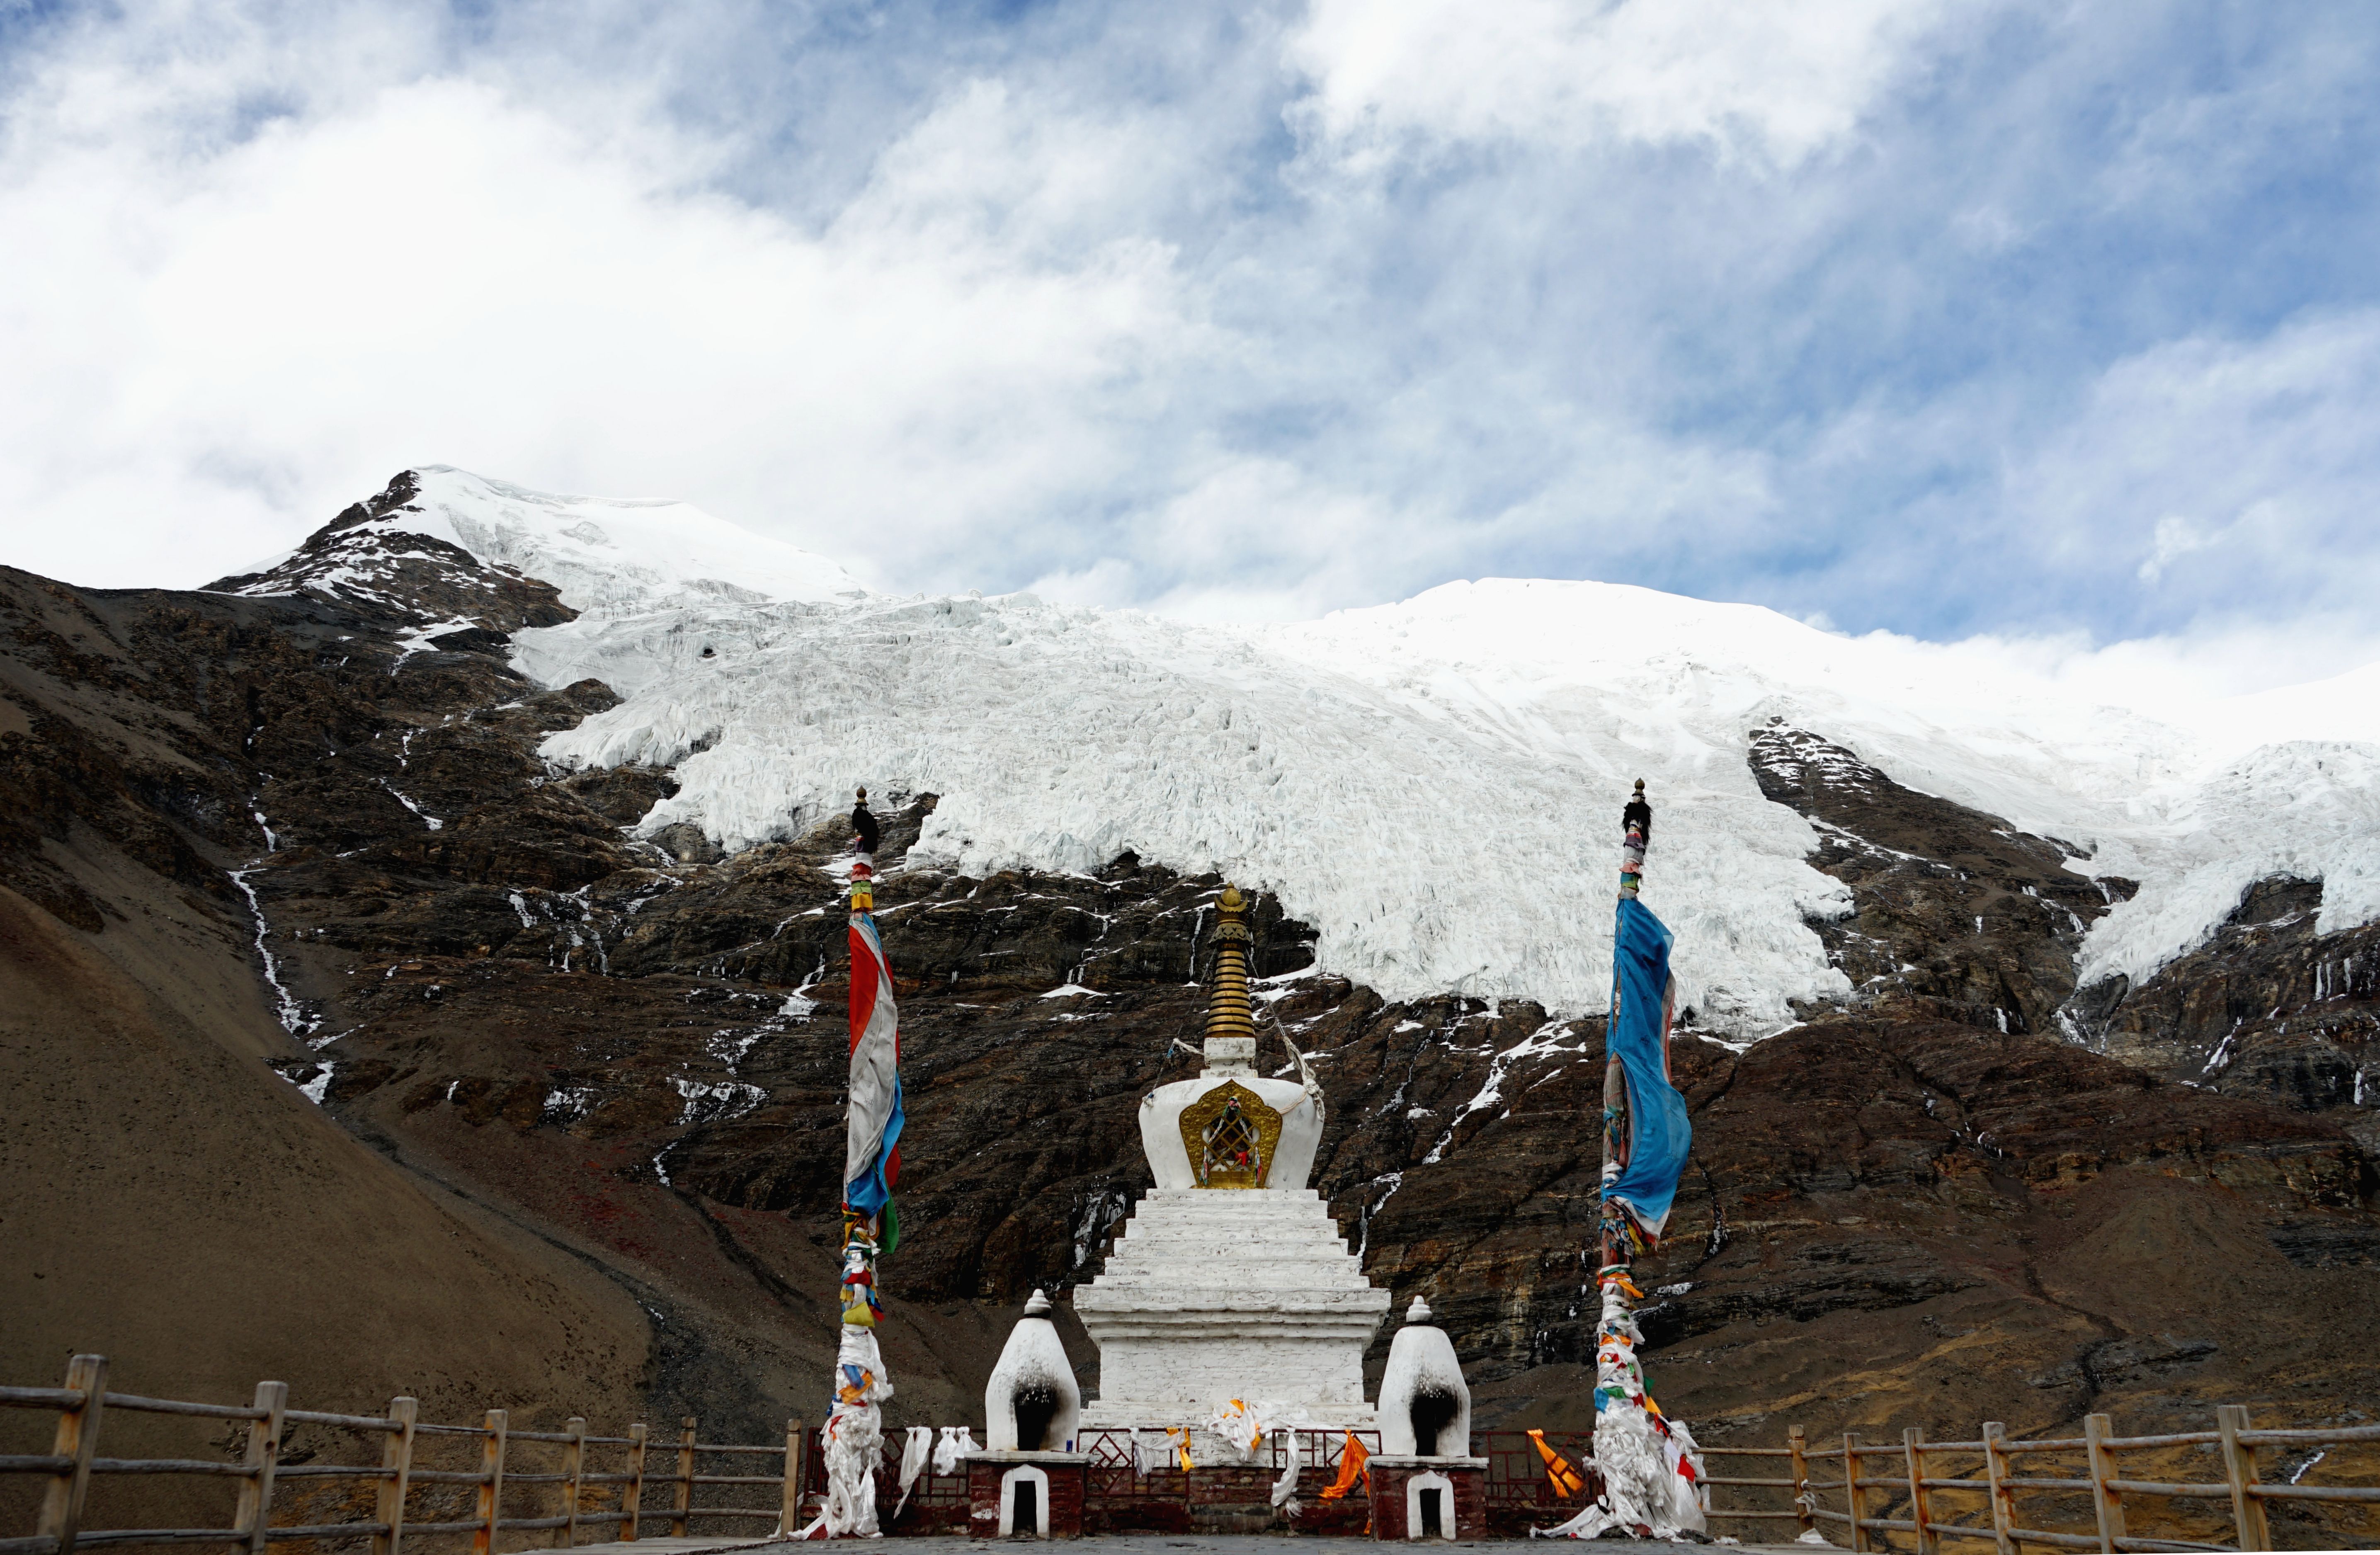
[2077,742,2380,989]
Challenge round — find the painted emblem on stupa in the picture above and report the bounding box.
[1179,1080,1283,1188]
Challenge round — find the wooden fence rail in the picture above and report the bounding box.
[0,1358,806,1555]
[10,1356,2375,1551]
[1701,1406,2379,1553]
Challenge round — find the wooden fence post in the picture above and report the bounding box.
[35,1354,108,1555]
[2082,1413,2124,1554]
[1844,1434,1870,1554]
[373,1397,418,1555]
[2217,1405,2272,1553]
[561,1418,587,1549]
[781,1419,804,1535]
[473,1409,509,1555]
[1981,1422,2017,1555]
[233,1381,289,1555]
[623,1424,647,1544]
[672,1417,696,1538]
[1787,1424,1813,1537]
[1904,1427,1938,1555]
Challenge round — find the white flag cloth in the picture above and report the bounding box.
[892,1426,934,1516]
[933,1425,979,1477]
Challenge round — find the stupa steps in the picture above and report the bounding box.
[1086,1264,1377,1285]
[1118,1207,1349,1228]
[1109,1227,1358,1249]
[1073,1303,1386,1323]
[1097,1261,1365,1279]
[1116,1200,1348,1221]
[1075,1300,1386,1315]
[1128,1189,1327,1201]
[1091,1235,1370,1260]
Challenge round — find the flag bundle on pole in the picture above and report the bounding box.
[1540,780,1707,1540]
[813,788,901,1539]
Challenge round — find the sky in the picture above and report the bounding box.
[2,0,2378,691]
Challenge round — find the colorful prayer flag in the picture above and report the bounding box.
[1603,895,1690,1244]
[844,865,904,1247]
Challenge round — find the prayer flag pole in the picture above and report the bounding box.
[1599,780,1654,1282]
[1544,780,1708,1540]
[812,788,903,1538]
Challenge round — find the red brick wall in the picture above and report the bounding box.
[1046,1464,1086,1533]
[965,1459,1088,1537]
[1290,1492,1372,1536]
[1081,1463,1313,1535]
[1184,1465,1277,1535]
[1372,1466,1412,1542]
[966,1460,1002,1536]
[1368,1463,1484,1541]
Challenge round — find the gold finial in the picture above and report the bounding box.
[1203,883,1255,1046]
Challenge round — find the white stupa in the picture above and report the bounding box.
[1074,887,1392,1432]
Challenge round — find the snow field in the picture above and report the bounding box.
[534,588,1861,1030]
[528,577,2380,1034]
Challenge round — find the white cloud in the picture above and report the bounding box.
[2137,514,2214,583]
[0,0,2375,708]
[1283,0,1975,167]
[2011,306,2380,618]
[0,4,1211,591]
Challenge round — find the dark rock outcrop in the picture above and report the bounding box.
[1747,721,2130,1035]
[2076,876,2380,1155]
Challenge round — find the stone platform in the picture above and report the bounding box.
[568,1537,1810,1552]
[1074,1186,1388,1431]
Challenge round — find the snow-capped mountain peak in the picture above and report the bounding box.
[212,466,861,619]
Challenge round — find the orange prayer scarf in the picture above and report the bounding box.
[1527,1428,1584,1496]
[1317,1430,1371,1501]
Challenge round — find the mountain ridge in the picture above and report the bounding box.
[5,467,2375,1548]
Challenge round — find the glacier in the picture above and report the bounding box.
[254,468,2380,1035]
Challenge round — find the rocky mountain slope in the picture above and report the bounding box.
[4,469,2377,1547]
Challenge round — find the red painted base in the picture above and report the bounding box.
[1366,1457,1486,1542]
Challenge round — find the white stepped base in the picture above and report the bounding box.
[1075,1187,1390,1422]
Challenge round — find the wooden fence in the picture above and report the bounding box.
[10,1356,2377,1551]
[0,1357,803,1555]
[1700,1410,2380,1553]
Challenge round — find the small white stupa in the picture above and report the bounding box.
[1377,1297,1471,1456]
[1074,886,1393,1436]
[986,1289,1083,1451]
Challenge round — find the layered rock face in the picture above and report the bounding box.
[1750,720,2380,1162]
[5,478,2378,1548]
[2078,877,2380,1158]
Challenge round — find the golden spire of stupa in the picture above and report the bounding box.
[1203,885,1256,1050]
